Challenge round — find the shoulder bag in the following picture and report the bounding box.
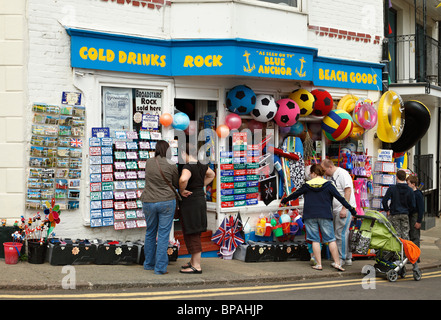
[155,157,182,218]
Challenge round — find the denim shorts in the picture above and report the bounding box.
[304,218,336,243]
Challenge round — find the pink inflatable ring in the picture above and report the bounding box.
[354,99,377,130]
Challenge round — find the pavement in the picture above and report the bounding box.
[1,218,440,292]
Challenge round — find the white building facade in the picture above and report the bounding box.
[5,0,432,242]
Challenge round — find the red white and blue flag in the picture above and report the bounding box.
[224,216,245,251]
[211,216,229,247]
[70,138,83,148]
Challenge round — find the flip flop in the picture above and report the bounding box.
[180,265,202,274]
[331,262,345,272]
[311,265,322,271]
[181,262,192,269]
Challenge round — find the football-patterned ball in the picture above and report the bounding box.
[321,110,354,141]
[289,89,315,117]
[274,98,300,127]
[251,95,278,122]
[311,89,333,116]
[226,85,256,115]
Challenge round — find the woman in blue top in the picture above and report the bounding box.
[281,164,356,271]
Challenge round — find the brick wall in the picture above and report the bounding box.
[307,0,384,63]
[100,0,171,10]
[23,0,170,240]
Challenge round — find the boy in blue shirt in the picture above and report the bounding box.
[382,170,415,240]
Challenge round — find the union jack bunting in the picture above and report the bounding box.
[70,138,83,148]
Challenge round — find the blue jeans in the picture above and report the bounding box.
[143,199,175,274]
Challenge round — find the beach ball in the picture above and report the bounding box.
[172,112,190,131]
[216,125,230,138]
[225,113,242,130]
[248,119,264,132]
[251,95,278,122]
[226,85,256,115]
[290,121,304,135]
[311,89,334,116]
[274,98,300,127]
[321,110,354,141]
[159,113,173,127]
[289,89,315,117]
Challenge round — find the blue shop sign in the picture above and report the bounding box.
[171,41,314,81]
[313,58,383,91]
[67,29,382,91]
[69,29,172,76]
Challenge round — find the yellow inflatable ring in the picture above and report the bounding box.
[377,91,405,143]
[350,123,365,139]
[337,94,359,113]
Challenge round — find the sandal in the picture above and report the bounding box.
[180,265,202,274]
[311,265,322,271]
[331,262,345,272]
[181,262,192,269]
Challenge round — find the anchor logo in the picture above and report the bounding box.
[243,51,255,73]
[295,57,307,77]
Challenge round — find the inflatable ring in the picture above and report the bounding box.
[354,99,377,130]
[377,91,405,143]
[337,94,359,113]
[350,123,365,139]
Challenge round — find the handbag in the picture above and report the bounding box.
[155,157,182,218]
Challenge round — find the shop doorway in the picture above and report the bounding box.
[172,99,217,232]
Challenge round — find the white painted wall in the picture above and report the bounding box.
[0,0,385,240]
[307,0,384,63]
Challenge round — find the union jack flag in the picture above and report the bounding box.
[224,217,244,251]
[211,216,229,247]
[70,138,83,148]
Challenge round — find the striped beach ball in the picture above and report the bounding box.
[321,110,354,141]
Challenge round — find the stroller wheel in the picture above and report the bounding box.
[386,269,398,282]
[399,266,406,279]
[413,268,422,281]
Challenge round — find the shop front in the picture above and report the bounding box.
[25,28,384,252]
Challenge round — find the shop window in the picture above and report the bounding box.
[258,0,299,8]
[102,86,163,137]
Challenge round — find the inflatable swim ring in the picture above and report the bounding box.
[337,94,359,113]
[376,91,405,143]
[390,100,431,153]
[354,99,377,130]
[350,123,364,139]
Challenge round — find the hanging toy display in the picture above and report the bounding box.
[353,99,377,130]
[251,94,278,122]
[274,98,300,127]
[172,112,190,131]
[311,89,334,117]
[226,85,257,115]
[289,89,315,117]
[321,109,354,141]
[337,94,359,113]
[376,90,405,143]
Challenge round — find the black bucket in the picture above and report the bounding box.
[27,240,47,264]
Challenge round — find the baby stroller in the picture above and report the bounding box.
[351,210,422,282]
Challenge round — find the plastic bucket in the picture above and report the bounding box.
[219,247,235,260]
[3,242,23,265]
[28,240,47,264]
